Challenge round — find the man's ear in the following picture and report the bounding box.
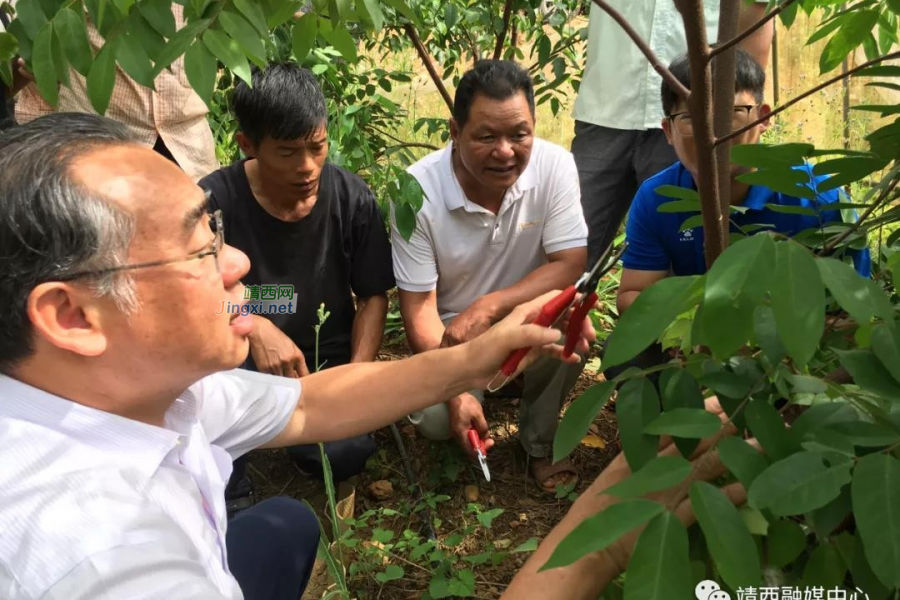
[235,132,257,158]
[756,103,772,133]
[449,119,460,144]
[661,118,675,146]
[27,283,110,358]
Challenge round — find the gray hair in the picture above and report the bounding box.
[0,112,139,373]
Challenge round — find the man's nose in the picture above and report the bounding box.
[220,243,250,286]
[493,138,515,160]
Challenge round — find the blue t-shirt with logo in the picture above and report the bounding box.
[622,162,871,277]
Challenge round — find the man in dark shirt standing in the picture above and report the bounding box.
[200,64,395,511]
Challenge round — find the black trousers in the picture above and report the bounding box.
[226,497,319,600]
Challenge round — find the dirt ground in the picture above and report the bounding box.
[245,338,620,599]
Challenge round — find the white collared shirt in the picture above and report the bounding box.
[391,138,587,320]
[573,0,722,131]
[0,369,300,600]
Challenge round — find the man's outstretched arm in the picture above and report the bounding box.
[263,292,592,447]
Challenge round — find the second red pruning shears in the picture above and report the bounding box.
[467,428,491,482]
[487,243,627,392]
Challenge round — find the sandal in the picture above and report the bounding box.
[530,456,579,494]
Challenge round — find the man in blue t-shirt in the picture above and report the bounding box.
[609,49,870,378]
[618,49,870,317]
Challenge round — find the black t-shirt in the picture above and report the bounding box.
[199,160,395,368]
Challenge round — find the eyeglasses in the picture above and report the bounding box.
[53,209,224,282]
[667,105,759,138]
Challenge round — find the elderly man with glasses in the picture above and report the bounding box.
[0,112,591,600]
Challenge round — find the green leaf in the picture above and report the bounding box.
[889,0,900,15]
[512,538,539,553]
[737,168,814,199]
[358,0,385,31]
[753,305,787,365]
[540,499,664,570]
[622,512,692,600]
[16,0,49,39]
[381,0,421,28]
[836,349,900,398]
[31,23,57,108]
[139,0,176,38]
[691,481,761,588]
[871,324,900,384]
[53,8,92,77]
[375,564,404,583]
[791,402,857,441]
[617,379,660,472]
[603,276,703,370]
[819,9,880,74]
[654,185,699,202]
[218,10,266,64]
[813,156,886,192]
[702,234,775,358]
[697,369,752,399]
[717,437,769,490]
[748,451,853,517]
[800,543,847,588]
[853,453,900,588]
[808,486,852,539]
[49,25,68,87]
[745,400,795,461]
[656,199,700,213]
[731,142,814,168]
[117,30,156,89]
[321,23,357,62]
[234,0,269,37]
[679,214,704,232]
[202,28,251,85]
[767,519,808,568]
[553,381,615,463]
[393,202,417,243]
[643,408,721,438]
[291,13,317,63]
[130,13,166,61]
[762,203,817,216]
[476,507,503,529]
[87,42,117,114]
[801,428,856,458]
[183,40,216,107]
[771,241,824,368]
[151,18,209,77]
[265,0,304,29]
[849,532,894,600]
[817,257,892,324]
[602,456,692,499]
[659,370,704,457]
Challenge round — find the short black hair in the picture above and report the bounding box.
[661,48,766,116]
[232,63,328,145]
[453,60,535,130]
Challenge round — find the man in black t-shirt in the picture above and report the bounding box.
[199,64,395,511]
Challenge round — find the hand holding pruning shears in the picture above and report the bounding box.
[467,427,491,482]
[487,243,627,391]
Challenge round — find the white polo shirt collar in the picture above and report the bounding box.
[0,374,184,481]
[442,143,539,214]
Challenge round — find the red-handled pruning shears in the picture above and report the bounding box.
[487,243,627,392]
[467,428,491,482]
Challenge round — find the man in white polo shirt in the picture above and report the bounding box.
[392,60,588,492]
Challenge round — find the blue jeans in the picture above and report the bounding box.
[226,497,320,600]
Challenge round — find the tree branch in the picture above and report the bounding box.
[677,0,728,267]
[493,0,515,61]
[590,0,690,100]
[709,0,802,60]
[716,50,900,146]
[820,177,900,254]
[403,23,454,114]
[713,0,741,219]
